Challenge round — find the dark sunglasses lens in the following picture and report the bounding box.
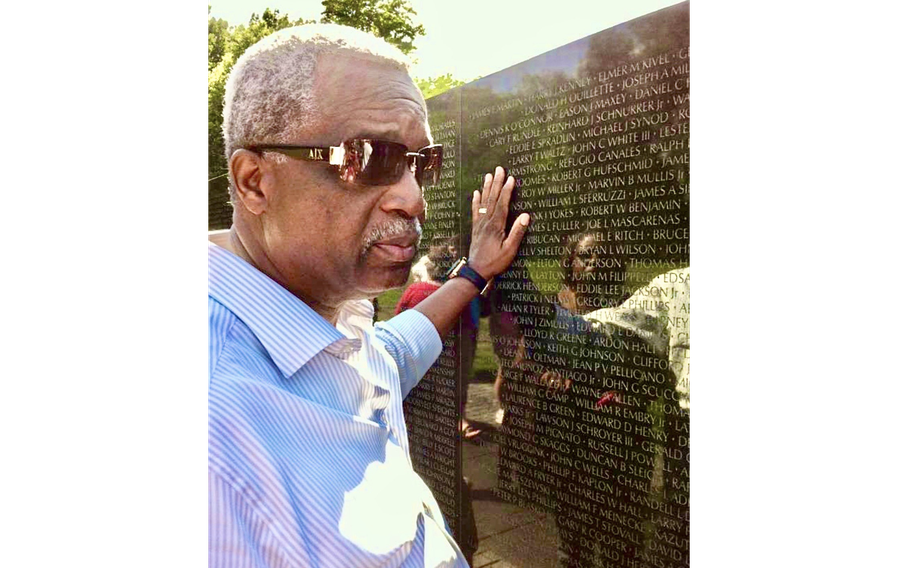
[340,141,442,186]
[416,145,443,186]
[354,140,408,185]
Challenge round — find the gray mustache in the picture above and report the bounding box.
[362,217,422,253]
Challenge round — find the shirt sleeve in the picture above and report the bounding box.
[374,308,443,398]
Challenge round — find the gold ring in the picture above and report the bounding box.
[478,207,487,214]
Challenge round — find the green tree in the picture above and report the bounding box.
[208,8,229,72]
[208,8,312,228]
[415,73,469,100]
[320,0,425,55]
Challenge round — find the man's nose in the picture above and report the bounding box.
[379,169,425,221]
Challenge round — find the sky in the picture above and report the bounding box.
[208,0,680,80]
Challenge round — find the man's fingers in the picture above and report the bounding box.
[480,172,493,204]
[472,189,480,219]
[484,166,506,210]
[503,213,530,253]
[494,174,516,219]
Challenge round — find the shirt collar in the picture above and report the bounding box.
[209,242,352,378]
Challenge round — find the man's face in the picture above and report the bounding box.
[258,52,431,305]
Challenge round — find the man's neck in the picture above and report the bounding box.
[225,227,255,266]
[225,226,343,325]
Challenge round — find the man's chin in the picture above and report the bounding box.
[358,264,412,296]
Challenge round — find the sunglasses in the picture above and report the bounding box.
[248,140,443,187]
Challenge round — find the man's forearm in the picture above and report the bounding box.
[412,277,479,339]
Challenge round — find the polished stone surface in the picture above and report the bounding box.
[413,2,690,566]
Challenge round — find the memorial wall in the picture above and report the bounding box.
[403,3,689,566]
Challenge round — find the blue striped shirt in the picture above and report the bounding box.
[208,243,467,567]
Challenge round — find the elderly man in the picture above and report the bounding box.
[209,24,529,567]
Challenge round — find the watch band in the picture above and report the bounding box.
[446,257,492,296]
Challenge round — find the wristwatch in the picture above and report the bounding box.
[446,257,492,297]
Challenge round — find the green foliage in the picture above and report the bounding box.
[208,12,229,72]
[320,0,425,55]
[208,9,311,179]
[374,288,402,322]
[414,73,468,100]
[228,9,312,64]
[472,317,497,378]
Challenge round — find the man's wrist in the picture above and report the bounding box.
[446,257,492,296]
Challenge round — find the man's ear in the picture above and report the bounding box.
[230,149,270,215]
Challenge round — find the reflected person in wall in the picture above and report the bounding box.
[557,231,630,316]
[489,287,524,425]
[543,230,631,395]
[584,267,691,558]
[585,267,690,412]
[542,233,662,567]
[209,23,530,567]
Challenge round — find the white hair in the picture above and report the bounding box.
[222,24,413,197]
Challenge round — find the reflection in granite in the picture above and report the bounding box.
[413,2,690,566]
